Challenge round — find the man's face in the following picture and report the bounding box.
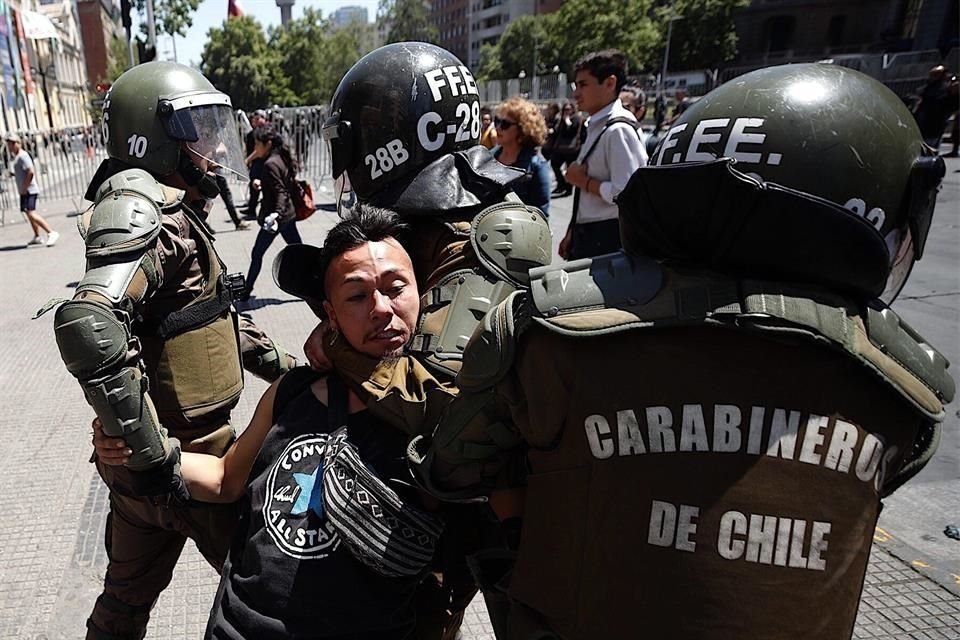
[481,113,492,130]
[322,238,419,359]
[252,115,266,128]
[574,70,616,115]
[4,141,16,154]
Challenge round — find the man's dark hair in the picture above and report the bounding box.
[574,49,629,92]
[318,205,409,302]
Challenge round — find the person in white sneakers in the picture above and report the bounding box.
[6,133,58,247]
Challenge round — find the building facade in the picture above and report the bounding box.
[35,0,90,127]
[76,0,120,90]
[732,0,958,66]
[431,0,469,63]
[331,5,368,29]
[462,0,564,67]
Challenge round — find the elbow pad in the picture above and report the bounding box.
[54,300,171,471]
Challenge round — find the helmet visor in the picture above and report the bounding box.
[185,105,247,180]
[881,227,915,304]
[165,104,248,180]
[322,114,350,180]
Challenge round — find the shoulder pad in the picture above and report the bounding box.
[864,306,955,407]
[530,252,663,322]
[159,185,185,213]
[86,169,163,258]
[94,168,166,206]
[457,290,529,392]
[470,201,552,287]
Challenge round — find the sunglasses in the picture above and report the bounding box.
[494,117,516,130]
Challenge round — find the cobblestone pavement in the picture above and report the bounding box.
[0,174,957,639]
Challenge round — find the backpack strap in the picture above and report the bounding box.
[571,115,642,225]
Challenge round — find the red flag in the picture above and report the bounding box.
[228,0,243,18]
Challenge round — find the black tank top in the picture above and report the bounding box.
[206,374,417,639]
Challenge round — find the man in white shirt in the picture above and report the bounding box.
[559,49,647,260]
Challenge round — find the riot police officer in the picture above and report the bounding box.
[301,41,552,379]
[50,62,295,639]
[284,42,552,638]
[414,64,955,638]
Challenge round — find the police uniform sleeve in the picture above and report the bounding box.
[411,291,561,500]
[238,314,298,382]
[52,170,194,490]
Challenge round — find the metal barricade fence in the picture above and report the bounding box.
[228,105,332,210]
[0,107,335,226]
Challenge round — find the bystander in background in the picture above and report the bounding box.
[479,107,497,149]
[913,66,958,151]
[239,126,303,301]
[243,109,269,219]
[6,132,57,247]
[547,102,582,197]
[492,97,552,216]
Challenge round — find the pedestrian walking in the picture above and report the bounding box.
[243,109,268,219]
[912,65,955,149]
[214,172,250,231]
[6,132,58,247]
[239,125,303,300]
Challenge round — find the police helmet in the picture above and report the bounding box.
[323,42,482,201]
[102,62,247,182]
[620,63,944,303]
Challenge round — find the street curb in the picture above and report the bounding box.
[872,525,960,597]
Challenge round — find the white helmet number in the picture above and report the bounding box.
[127,134,148,158]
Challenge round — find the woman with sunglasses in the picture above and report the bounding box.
[491,97,551,217]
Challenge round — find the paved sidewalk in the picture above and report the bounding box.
[0,184,957,638]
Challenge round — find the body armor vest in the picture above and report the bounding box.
[525,254,954,494]
[137,197,244,444]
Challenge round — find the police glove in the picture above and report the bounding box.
[128,438,192,505]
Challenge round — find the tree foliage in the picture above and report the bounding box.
[200,13,376,110]
[200,16,294,112]
[549,0,660,75]
[379,0,439,44]
[494,15,561,78]
[661,0,749,70]
[135,0,201,38]
[477,0,746,80]
[105,34,132,84]
[270,10,375,105]
[476,43,503,81]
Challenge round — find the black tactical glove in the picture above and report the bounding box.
[128,438,192,505]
